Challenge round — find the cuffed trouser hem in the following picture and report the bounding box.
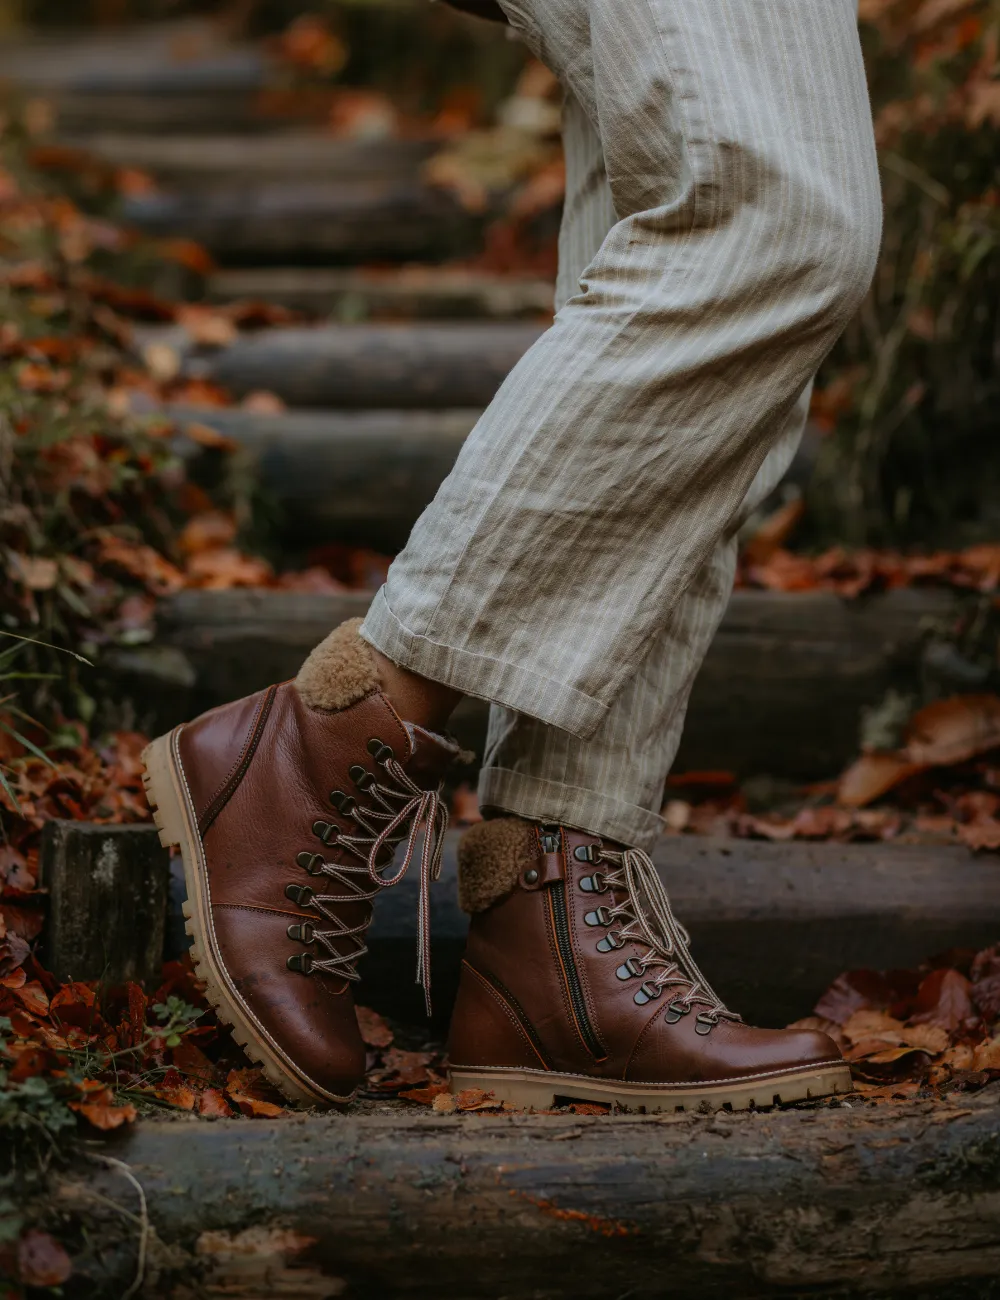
[478,766,664,855]
[360,586,608,739]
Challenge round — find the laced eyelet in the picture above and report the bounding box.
[285,883,313,907]
[349,764,376,791]
[573,844,601,863]
[583,907,612,927]
[579,872,608,893]
[366,738,394,764]
[287,921,315,944]
[695,1013,717,1036]
[615,958,643,981]
[329,790,356,814]
[312,820,338,846]
[665,999,692,1024]
[596,931,623,953]
[633,980,663,1006]
[287,952,313,974]
[296,851,326,876]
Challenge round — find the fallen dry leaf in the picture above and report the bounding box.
[957,818,1000,851]
[355,1005,394,1050]
[908,968,974,1031]
[17,1230,72,1288]
[399,1082,451,1105]
[904,695,1000,767]
[178,511,237,556]
[197,1087,233,1118]
[452,1087,501,1112]
[225,1068,287,1118]
[71,1095,137,1130]
[838,752,925,808]
[972,1037,1000,1071]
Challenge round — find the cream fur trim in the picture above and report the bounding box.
[295,617,380,712]
[458,818,535,913]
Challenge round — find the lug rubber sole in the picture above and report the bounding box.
[141,730,353,1109]
[448,1062,853,1113]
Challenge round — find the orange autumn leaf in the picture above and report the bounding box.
[958,818,1000,852]
[184,548,274,589]
[13,981,49,1017]
[903,695,1000,767]
[741,498,807,567]
[178,511,238,557]
[153,1082,197,1110]
[17,1230,72,1288]
[355,1005,394,1049]
[93,531,184,596]
[399,1082,451,1105]
[70,1089,138,1130]
[452,1087,501,1111]
[837,752,925,808]
[224,1068,287,1118]
[197,1087,233,1118]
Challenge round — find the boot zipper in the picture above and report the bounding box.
[548,882,606,1060]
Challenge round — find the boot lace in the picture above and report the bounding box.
[291,739,448,1015]
[596,846,740,1034]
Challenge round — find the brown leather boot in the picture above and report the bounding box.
[141,619,459,1108]
[448,818,851,1111]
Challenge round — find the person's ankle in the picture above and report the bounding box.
[370,648,462,734]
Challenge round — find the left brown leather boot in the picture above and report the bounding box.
[141,619,459,1108]
[447,818,851,1111]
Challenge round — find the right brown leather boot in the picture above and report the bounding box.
[141,619,460,1108]
[448,818,851,1111]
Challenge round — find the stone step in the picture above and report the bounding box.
[207,266,555,321]
[54,1088,1000,1298]
[138,322,544,406]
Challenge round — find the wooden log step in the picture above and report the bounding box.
[121,179,481,265]
[141,322,544,406]
[172,406,481,550]
[57,1093,1000,1298]
[0,23,268,95]
[360,829,1000,1029]
[58,131,439,183]
[0,22,281,135]
[128,587,957,780]
[207,266,555,320]
[38,821,170,985]
[62,807,997,1026]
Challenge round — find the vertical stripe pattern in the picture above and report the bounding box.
[361,0,881,848]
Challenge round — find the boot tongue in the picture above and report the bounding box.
[403,721,464,786]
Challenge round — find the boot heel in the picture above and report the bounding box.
[141,731,187,851]
[449,1069,557,1111]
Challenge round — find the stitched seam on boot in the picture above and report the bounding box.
[462,959,551,1070]
[198,683,278,837]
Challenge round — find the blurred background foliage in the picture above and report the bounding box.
[0,0,997,548]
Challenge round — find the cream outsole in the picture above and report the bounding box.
[448,1063,853,1113]
[141,731,353,1109]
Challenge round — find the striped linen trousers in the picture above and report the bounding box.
[361,0,882,851]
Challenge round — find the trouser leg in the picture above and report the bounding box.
[362,0,880,740]
[479,95,809,850]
